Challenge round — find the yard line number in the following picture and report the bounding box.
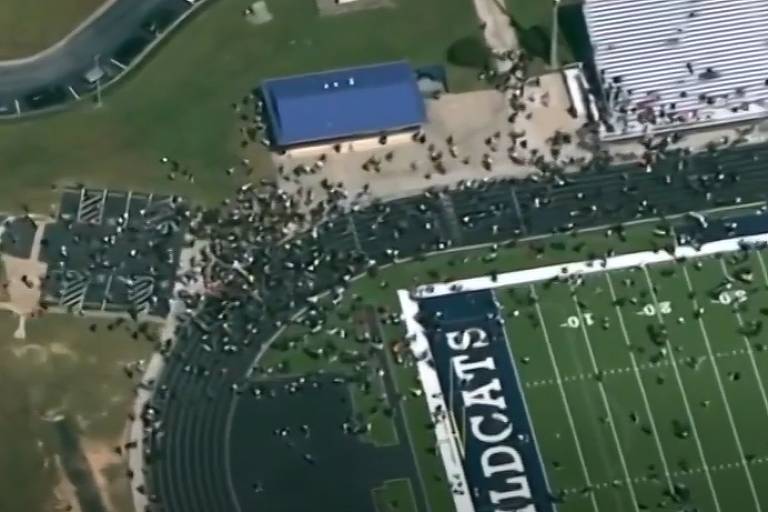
[716,290,747,305]
[562,313,594,329]
[562,301,673,327]
[636,301,672,317]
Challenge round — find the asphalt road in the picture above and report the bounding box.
[144,142,768,512]
[0,0,197,116]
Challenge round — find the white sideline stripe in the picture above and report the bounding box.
[413,234,768,298]
[681,265,763,512]
[397,290,475,512]
[605,272,674,490]
[570,293,640,512]
[641,266,722,512]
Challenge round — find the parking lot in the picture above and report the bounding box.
[39,187,187,317]
[0,0,195,117]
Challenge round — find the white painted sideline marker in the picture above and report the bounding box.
[413,234,768,299]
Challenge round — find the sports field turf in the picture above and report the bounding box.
[494,250,768,511]
[260,207,768,512]
[257,220,669,511]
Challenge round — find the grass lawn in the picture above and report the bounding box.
[0,0,485,213]
[348,376,399,447]
[373,478,419,512]
[505,0,575,65]
[0,0,105,59]
[0,312,155,512]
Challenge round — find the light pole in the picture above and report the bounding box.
[550,0,562,69]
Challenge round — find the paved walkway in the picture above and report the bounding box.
[472,0,518,72]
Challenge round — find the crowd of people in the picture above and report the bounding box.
[110,46,768,512]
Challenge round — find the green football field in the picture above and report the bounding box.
[257,212,768,512]
[497,250,768,511]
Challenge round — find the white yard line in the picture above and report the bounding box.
[570,292,640,512]
[681,265,763,512]
[755,251,768,285]
[604,272,674,491]
[717,258,768,419]
[491,290,555,504]
[530,285,600,512]
[641,266,722,512]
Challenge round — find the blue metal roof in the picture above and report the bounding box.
[262,61,426,147]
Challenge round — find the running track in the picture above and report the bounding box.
[147,143,768,512]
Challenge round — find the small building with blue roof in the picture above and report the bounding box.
[261,60,426,148]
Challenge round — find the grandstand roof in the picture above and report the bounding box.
[584,0,768,138]
[262,61,427,147]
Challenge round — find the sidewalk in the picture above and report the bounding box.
[472,0,518,72]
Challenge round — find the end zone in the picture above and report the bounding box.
[399,288,551,512]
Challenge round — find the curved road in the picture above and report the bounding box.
[0,0,202,117]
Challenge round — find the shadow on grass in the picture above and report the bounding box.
[53,416,108,512]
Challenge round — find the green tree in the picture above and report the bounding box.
[446,36,491,69]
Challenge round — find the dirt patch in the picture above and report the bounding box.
[81,439,131,512]
[0,254,46,315]
[51,455,82,512]
[50,341,80,361]
[10,342,48,364]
